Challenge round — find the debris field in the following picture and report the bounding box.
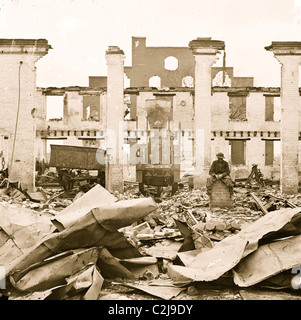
[1,178,301,301]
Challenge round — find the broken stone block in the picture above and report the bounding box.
[205,221,216,231]
[210,180,233,209]
[204,219,227,232]
[215,221,227,231]
[228,221,241,232]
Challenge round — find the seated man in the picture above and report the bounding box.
[206,152,234,197]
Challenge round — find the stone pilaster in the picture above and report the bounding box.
[189,38,225,189]
[265,42,301,194]
[0,39,51,190]
[105,46,125,193]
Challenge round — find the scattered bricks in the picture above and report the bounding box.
[205,219,227,232]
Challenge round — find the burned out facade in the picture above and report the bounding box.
[1,37,301,194]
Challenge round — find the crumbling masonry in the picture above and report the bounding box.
[1,37,301,194]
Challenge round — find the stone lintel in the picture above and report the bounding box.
[106,46,124,55]
[189,37,225,54]
[265,41,301,55]
[0,38,52,55]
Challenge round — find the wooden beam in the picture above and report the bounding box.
[250,192,269,215]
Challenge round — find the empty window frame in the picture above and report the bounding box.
[149,75,161,88]
[265,95,281,121]
[228,94,247,121]
[212,70,231,87]
[83,95,100,121]
[265,140,281,166]
[182,76,194,88]
[229,140,246,165]
[46,96,64,121]
[164,56,178,71]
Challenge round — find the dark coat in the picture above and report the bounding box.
[209,159,230,177]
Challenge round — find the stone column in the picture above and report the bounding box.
[0,39,51,191]
[265,42,301,194]
[189,38,225,189]
[105,46,125,193]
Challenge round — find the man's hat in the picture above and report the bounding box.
[216,152,225,158]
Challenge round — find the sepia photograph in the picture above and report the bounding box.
[0,0,301,307]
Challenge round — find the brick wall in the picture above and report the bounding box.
[0,47,49,190]
[125,37,195,87]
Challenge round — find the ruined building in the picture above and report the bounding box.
[0,37,301,194]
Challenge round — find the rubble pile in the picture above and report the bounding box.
[35,170,59,185]
[1,181,301,300]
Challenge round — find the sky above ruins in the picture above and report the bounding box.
[0,0,301,88]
